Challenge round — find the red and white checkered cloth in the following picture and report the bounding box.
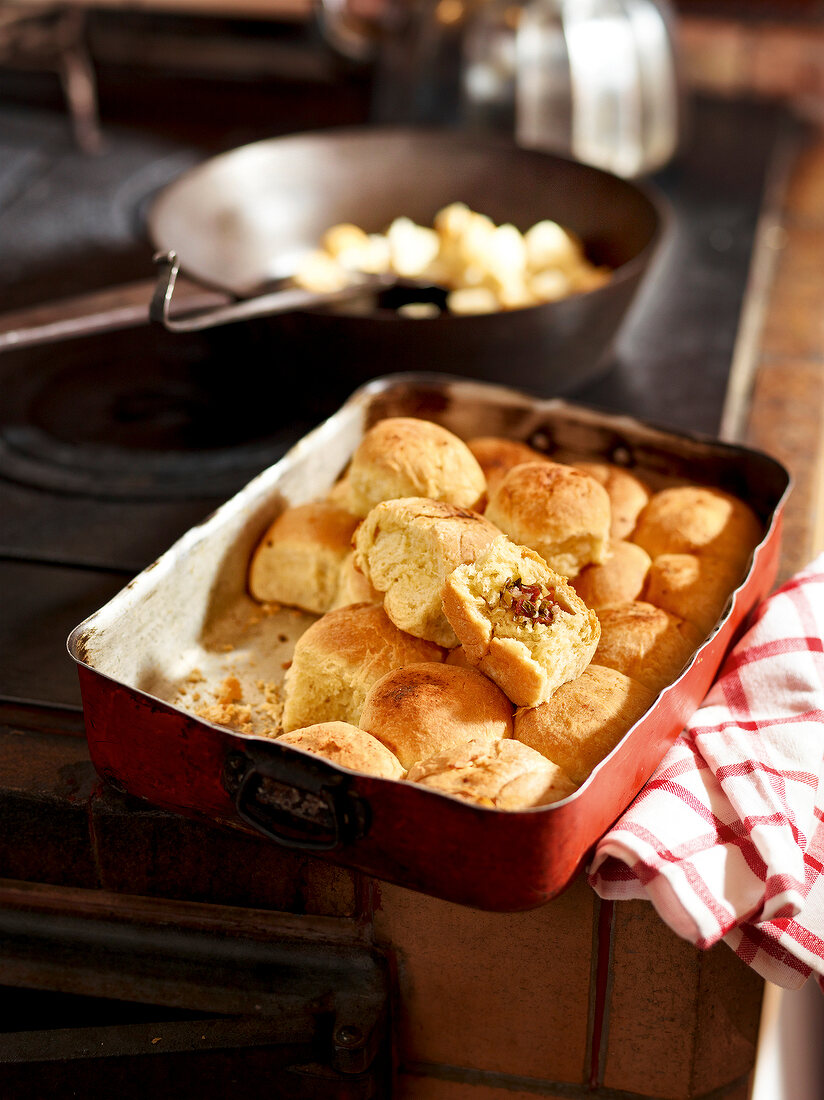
[589,553,824,990]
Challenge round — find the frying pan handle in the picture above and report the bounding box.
[223,745,371,852]
[151,250,387,333]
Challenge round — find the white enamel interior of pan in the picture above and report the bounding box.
[70,374,773,744]
[72,391,371,728]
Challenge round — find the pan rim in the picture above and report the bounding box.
[146,124,668,311]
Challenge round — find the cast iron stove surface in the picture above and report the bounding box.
[0,321,345,500]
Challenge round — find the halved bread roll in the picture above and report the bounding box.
[281,603,445,731]
[359,662,512,770]
[406,737,577,809]
[441,536,600,707]
[353,497,501,647]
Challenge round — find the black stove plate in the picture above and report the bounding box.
[0,320,343,502]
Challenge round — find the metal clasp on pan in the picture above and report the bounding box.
[223,746,371,852]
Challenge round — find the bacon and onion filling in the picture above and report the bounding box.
[498,580,558,626]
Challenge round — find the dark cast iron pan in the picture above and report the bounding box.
[0,127,665,396]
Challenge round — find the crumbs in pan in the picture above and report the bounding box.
[176,674,284,738]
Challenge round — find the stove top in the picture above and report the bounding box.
[0,91,795,716]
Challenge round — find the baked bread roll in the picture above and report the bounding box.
[571,539,651,610]
[248,502,359,614]
[513,664,656,784]
[631,485,761,568]
[643,552,745,636]
[359,662,512,770]
[466,436,552,495]
[353,497,501,647]
[277,722,405,779]
[574,461,650,540]
[281,603,445,731]
[345,417,486,518]
[330,551,383,611]
[445,644,472,668]
[442,536,601,707]
[593,600,704,694]
[485,462,610,578]
[406,737,577,809]
[325,476,354,510]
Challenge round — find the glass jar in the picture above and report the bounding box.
[362,0,682,177]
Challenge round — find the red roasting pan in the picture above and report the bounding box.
[68,374,790,912]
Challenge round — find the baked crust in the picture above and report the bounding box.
[406,737,577,809]
[248,501,359,614]
[325,476,354,510]
[485,462,610,578]
[571,539,651,610]
[643,552,745,635]
[593,600,704,694]
[281,603,445,731]
[574,461,650,540]
[441,536,601,707]
[513,664,656,784]
[346,416,486,518]
[466,436,552,495]
[277,721,405,779]
[330,550,383,611]
[359,662,513,770]
[354,497,501,647]
[631,485,762,566]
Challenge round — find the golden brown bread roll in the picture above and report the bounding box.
[643,552,745,636]
[574,461,650,540]
[330,551,383,611]
[571,539,651,610]
[353,497,501,647]
[277,722,405,779]
[406,737,577,808]
[345,417,486,518]
[445,644,473,668]
[513,664,656,784]
[593,600,704,694]
[441,536,601,707]
[325,476,354,510]
[248,502,359,614]
[359,662,513,770]
[466,436,552,495]
[485,462,610,578]
[281,603,445,731]
[631,486,761,568]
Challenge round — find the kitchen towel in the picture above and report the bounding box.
[589,552,824,990]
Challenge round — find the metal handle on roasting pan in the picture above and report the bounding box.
[223,744,371,852]
[150,250,396,333]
